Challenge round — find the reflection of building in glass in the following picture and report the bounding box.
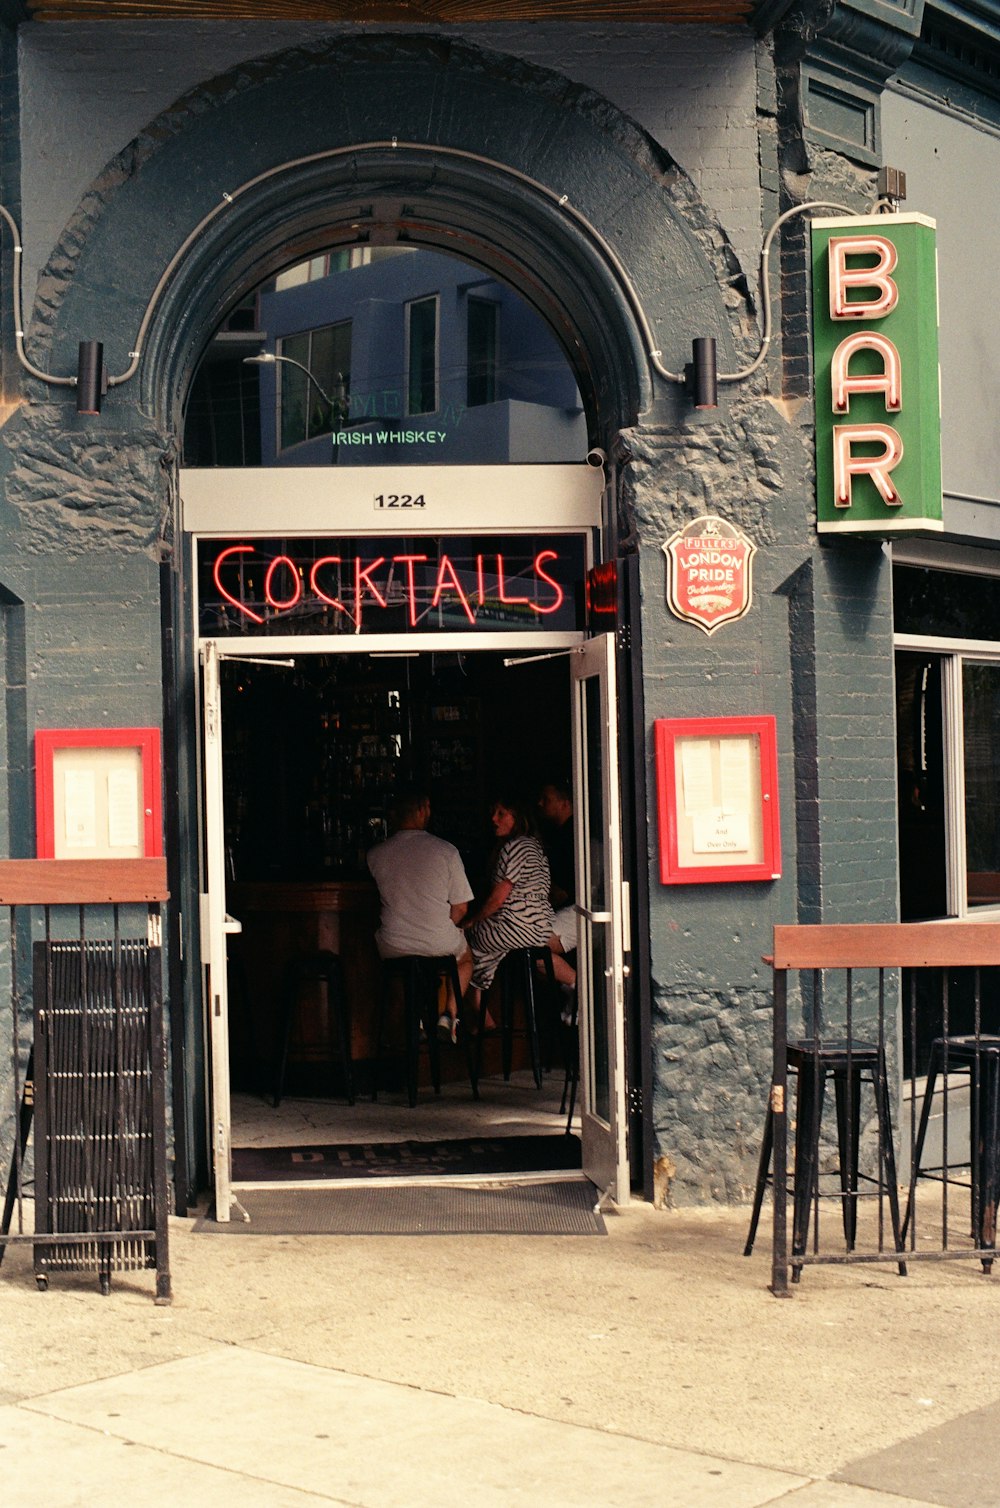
[185,247,586,467]
[278,320,352,449]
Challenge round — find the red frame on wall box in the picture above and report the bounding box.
[654,715,781,885]
[35,727,163,860]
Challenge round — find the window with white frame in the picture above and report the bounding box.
[406,295,438,416]
[894,563,1000,918]
[277,322,351,451]
[467,297,499,407]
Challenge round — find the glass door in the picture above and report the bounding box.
[894,646,1000,918]
[200,639,237,1221]
[571,633,630,1202]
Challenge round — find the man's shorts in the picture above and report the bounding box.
[378,926,470,961]
[552,906,577,954]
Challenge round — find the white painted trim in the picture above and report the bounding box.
[894,634,1000,657]
[811,213,938,231]
[206,632,586,656]
[180,464,604,535]
[941,653,966,918]
[231,1170,584,1192]
[892,540,1000,577]
[817,518,944,534]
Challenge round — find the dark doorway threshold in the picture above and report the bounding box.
[231,1133,582,1182]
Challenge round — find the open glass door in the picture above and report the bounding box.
[200,639,239,1222]
[571,633,630,1202]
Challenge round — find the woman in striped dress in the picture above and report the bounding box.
[462,796,555,1020]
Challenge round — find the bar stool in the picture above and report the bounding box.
[273,950,353,1109]
[558,986,579,1133]
[744,1038,906,1279]
[374,954,476,1106]
[904,1034,1000,1272]
[475,946,555,1090]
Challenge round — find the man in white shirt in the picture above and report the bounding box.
[367,789,474,1041]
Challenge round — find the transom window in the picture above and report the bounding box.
[183,244,586,467]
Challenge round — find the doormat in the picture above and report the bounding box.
[193,1179,605,1236]
[230,1133,581,1182]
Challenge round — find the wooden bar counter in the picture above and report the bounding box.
[227,881,382,1085]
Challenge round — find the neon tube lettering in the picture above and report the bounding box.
[430,554,475,625]
[309,556,346,613]
[394,554,429,627]
[264,555,302,610]
[209,538,581,628]
[828,234,899,320]
[354,556,387,625]
[495,553,530,606]
[532,550,565,614]
[213,544,264,625]
[832,424,904,508]
[830,332,902,413]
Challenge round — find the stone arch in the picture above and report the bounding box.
[25,33,754,447]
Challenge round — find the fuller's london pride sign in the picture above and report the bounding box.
[662,515,757,635]
[811,213,942,534]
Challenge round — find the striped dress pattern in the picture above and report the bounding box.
[468,835,556,990]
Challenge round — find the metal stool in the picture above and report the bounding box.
[273,950,353,1108]
[744,1038,906,1280]
[558,986,579,1133]
[475,946,555,1090]
[374,954,476,1106]
[904,1034,1000,1272]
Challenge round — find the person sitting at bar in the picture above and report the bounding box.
[367,787,474,1043]
[461,793,557,1027]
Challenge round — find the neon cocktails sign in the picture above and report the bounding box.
[811,214,942,534]
[197,533,588,636]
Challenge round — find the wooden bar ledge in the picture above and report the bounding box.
[0,858,169,905]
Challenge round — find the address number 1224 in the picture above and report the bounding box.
[374,493,427,510]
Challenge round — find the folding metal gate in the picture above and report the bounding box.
[32,934,168,1293]
[0,859,171,1303]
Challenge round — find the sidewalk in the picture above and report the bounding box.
[2,1194,997,1507]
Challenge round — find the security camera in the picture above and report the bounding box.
[586,447,607,469]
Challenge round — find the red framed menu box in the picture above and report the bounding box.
[654,715,781,884]
[35,727,163,860]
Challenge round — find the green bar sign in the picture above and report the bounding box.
[811,214,942,534]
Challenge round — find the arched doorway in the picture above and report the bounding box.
[181,233,630,1218]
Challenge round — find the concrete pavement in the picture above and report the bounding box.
[2,1193,999,1507]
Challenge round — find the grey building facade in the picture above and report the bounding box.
[1,0,999,1216]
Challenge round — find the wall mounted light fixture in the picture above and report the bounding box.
[685,337,718,410]
[76,340,105,415]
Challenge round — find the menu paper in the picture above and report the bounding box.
[63,769,98,848]
[107,766,141,849]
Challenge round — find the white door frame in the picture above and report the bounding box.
[200,638,236,1221]
[896,632,1000,919]
[188,462,628,1215]
[199,633,632,1213]
[571,633,630,1202]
